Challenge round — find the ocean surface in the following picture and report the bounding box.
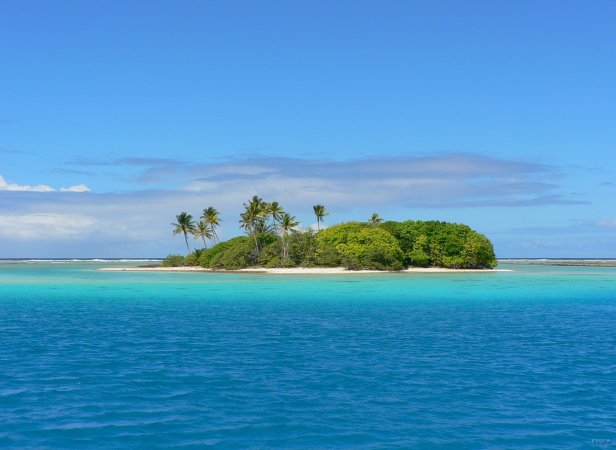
[0,260,615,449]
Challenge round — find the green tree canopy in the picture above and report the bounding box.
[317,222,404,270]
[382,220,496,268]
[167,208,497,270]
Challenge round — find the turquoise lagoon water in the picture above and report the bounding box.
[0,260,615,449]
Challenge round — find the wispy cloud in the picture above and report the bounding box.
[0,213,97,239]
[597,219,616,228]
[0,175,91,193]
[60,184,91,192]
[179,153,578,208]
[53,168,96,176]
[67,155,187,167]
[0,147,28,155]
[65,152,578,207]
[0,175,55,192]
[0,152,588,256]
[491,219,616,257]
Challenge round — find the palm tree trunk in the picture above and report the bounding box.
[202,236,207,249]
[252,231,260,256]
[184,233,190,252]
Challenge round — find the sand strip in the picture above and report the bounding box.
[98,266,512,273]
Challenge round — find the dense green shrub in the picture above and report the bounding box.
[313,240,342,267]
[460,233,497,269]
[198,237,250,268]
[197,235,281,270]
[258,240,285,268]
[184,248,206,266]
[382,220,496,268]
[317,223,404,270]
[409,234,431,267]
[208,238,254,270]
[161,254,186,267]
[286,230,341,267]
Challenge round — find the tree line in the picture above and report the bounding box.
[171,197,331,265]
[166,196,497,270]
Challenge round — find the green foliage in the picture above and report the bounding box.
[287,229,318,267]
[171,212,197,251]
[258,240,285,268]
[198,237,250,268]
[257,233,277,248]
[461,233,497,269]
[317,222,404,270]
[161,254,186,267]
[170,208,497,271]
[429,241,444,267]
[184,248,206,266]
[288,229,341,267]
[383,220,497,269]
[197,233,295,270]
[409,234,430,267]
[201,206,222,243]
[208,238,254,270]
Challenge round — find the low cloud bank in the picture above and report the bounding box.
[0,175,90,193]
[0,153,587,256]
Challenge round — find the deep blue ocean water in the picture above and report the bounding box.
[0,261,615,449]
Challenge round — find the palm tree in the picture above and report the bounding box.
[369,213,383,226]
[268,201,285,232]
[172,212,197,252]
[240,195,268,254]
[193,221,213,248]
[313,204,329,231]
[201,207,222,243]
[279,212,299,263]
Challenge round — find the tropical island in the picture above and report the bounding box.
[161,196,497,271]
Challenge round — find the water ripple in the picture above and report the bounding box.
[1,265,615,448]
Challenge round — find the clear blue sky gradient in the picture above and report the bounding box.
[1,0,615,257]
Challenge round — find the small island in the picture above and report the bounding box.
[158,196,497,272]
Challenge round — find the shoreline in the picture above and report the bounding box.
[98,266,513,274]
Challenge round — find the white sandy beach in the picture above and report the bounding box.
[99,266,512,273]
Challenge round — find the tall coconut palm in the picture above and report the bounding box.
[240,195,268,254]
[279,212,299,263]
[201,207,222,243]
[259,202,271,233]
[268,201,285,238]
[268,201,284,227]
[313,204,329,231]
[193,221,214,248]
[369,213,383,226]
[172,212,197,252]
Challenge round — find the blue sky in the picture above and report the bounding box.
[1,0,615,257]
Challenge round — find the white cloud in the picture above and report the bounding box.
[0,153,587,257]
[60,184,91,192]
[597,219,616,228]
[0,175,54,192]
[173,157,576,208]
[91,153,575,208]
[0,175,90,193]
[0,213,97,240]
